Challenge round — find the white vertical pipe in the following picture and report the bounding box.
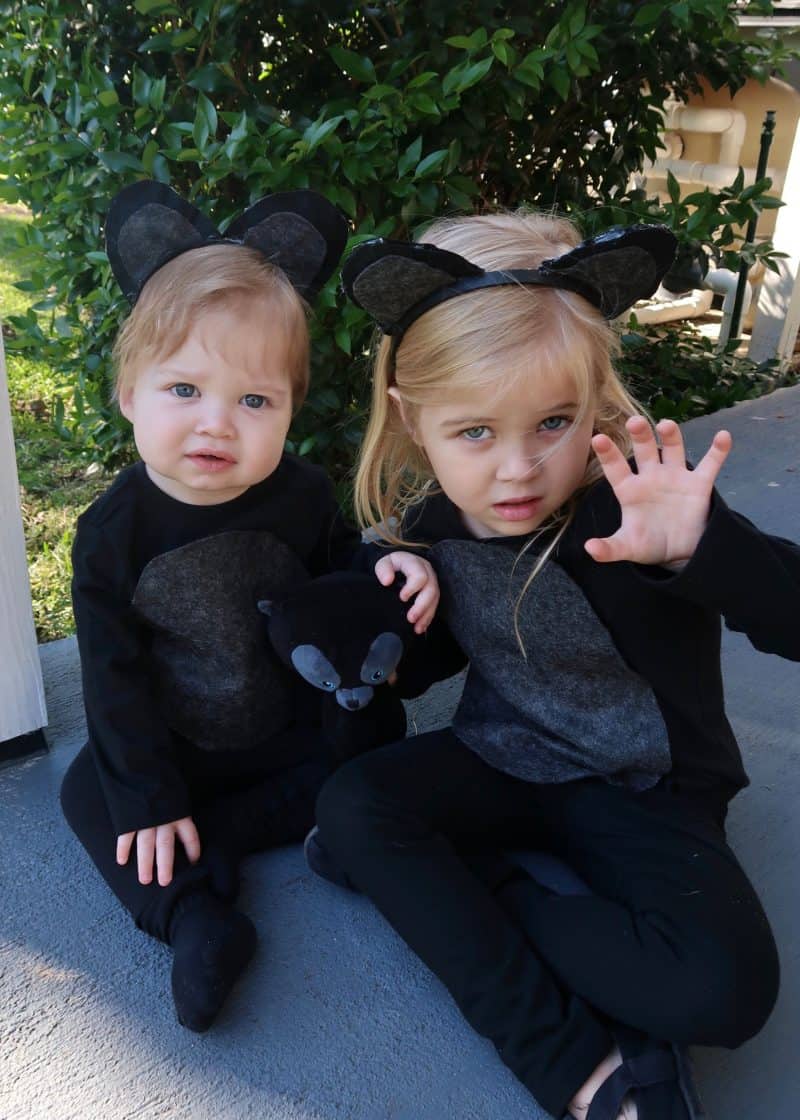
[0,325,48,743]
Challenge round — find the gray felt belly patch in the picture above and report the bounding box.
[432,539,671,788]
[132,530,309,751]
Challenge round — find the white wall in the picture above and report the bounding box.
[0,325,47,742]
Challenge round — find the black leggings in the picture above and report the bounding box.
[316,729,779,1119]
[61,743,331,943]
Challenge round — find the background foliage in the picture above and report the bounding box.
[1,0,795,496]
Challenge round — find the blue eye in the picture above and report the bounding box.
[321,680,337,691]
[462,426,490,441]
[370,670,384,682]
[540,416,569,431]
[172,383,197,399]
[242,393,267,409]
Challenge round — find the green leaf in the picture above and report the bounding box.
[329,45,377,84]
[97,90,119,108]
[97,151,143,172]
[303,114,344,150]
[149,76,167,111]
[549,66,571,101]
[335,323,351,354]
[197,93,218,137]
[455,56,493,91]
[414,149,448,178]
[632,4,664,26]
[408,71,438,89]
[408,92,440,114]
[452,28,488,51]
[64,84,82,128]
[667,170,681,206]
[397,135,423,177]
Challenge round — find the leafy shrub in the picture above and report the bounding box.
[619,322,794,421]
[0,0,795,496]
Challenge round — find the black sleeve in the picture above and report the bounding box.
[306,475,362,575]
[394,618,468,698]
[72,517,192,835]
[634,492,800,661]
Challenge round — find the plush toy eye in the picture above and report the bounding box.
[321,680,337,691]
[370,670,384,682]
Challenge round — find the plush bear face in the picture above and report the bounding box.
[259,571,413,712]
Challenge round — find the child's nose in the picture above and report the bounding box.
[496,441,541,482]
[195,400,235,438]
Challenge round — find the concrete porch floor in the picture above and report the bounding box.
[2,386,799,1120]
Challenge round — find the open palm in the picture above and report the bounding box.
[584,416,732,569]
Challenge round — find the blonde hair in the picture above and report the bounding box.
[356,209,646,538]
[112,242,310,410]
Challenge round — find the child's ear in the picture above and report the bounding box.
[118,386,134,422]
[387,386,417,442]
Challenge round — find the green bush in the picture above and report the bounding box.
[619,322,794,421]
[0,0,794,495]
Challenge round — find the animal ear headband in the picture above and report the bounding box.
[342,224,677,343]
[106,180,349,304]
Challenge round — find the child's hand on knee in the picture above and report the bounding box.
[116,816,201,887]
[374,553,440,634]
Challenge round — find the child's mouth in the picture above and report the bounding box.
[186,450,236,471]
[493,496,541,521]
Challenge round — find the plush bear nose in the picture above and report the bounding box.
[344,697,361,711]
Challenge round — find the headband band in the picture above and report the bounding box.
[342,224,677,347]
[106,180,349,304]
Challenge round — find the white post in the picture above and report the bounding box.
[0,324,48,748]
[749,116,800,365]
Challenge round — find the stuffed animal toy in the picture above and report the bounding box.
[258,571,414,763]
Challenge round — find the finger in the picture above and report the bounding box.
[387,671,399,686]
[116,832,134,866]
[398,571,424,601]
[693,429,732,487]
[177,818,202,864]
[591,433,633,491]
[627,415,660,473]
[156,828,175,887]
[137,829,155,886]
[584,533,631,565]
[373,556,395,586]
[654,418,687,468]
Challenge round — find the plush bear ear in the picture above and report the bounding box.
[105,180,220,303]
[257,599,275,617]
[225,190,349,301]
[341,239,484,334]
[538,224,677,320]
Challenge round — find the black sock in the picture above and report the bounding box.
[169,892,257,1032]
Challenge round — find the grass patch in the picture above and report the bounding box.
[2,208,111,642]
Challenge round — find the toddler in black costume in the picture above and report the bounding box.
[312,211,799,1120]
[60,182,438,1031]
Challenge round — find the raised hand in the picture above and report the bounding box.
[584,416,732,569]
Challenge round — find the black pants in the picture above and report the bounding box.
[61,740,331,943]
[316,729,779,1119]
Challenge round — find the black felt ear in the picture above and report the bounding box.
[342,239,484,333]
[225,190,348,301]
[540,225,677,319]
[106,180,220,303]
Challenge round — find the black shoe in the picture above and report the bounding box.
[584,1029,708,1120]
[303,826,357,890]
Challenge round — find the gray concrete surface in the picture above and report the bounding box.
[2,385,798,1120]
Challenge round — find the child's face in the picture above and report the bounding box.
[120,302,294,505]
[403,369,594,539]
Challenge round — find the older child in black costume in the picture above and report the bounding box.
[60,182,438,1033]
[312,211,799,1119]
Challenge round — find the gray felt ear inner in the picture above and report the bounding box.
[352,259,462,325]
[118,203,208,284]
[360,632,404,685]
[556,246,657,318]
[242,212,327,289]
[290,645,341,691]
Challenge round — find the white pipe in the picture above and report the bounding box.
[661,105,747,165]
[703,265,752,349]
[649,157,785,193]
[632,287,713,324]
